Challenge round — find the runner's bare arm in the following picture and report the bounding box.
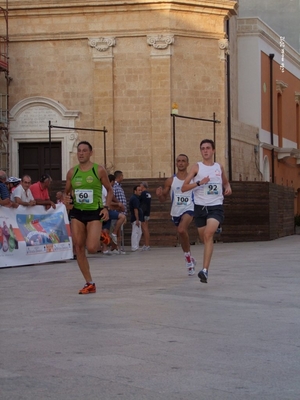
[63,168,74,205]
[156,177,173,203]
[221,165,232,196]
[98,166,113,219]
[182,164,210,192]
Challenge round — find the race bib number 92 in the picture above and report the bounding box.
[205,183,222,196]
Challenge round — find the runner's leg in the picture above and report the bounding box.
[198,218,219,270]
[71,219,92,282]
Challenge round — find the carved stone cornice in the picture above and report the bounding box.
[276,80,288,94]
[88,37,116,52]
[147,35,174,50]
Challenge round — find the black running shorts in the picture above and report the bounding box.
[194,204,224,228]
[69,207,102,225]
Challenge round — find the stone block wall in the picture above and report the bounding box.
[6,1,237,180]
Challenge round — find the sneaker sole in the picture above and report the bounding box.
[198,270,207,283]
[78,285,96,294]
[79,290,96,294]
[188,268,195,276]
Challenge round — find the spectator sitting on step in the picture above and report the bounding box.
[101,174,126,255]
[111,172,127,254]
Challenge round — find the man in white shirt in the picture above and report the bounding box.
[12,175,36,207]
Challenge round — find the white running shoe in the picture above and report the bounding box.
[141,245,151,251]
[110,233,118,245]
[186,261,195,276]
[111,249,120,255]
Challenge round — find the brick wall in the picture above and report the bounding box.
[222,182,295,242]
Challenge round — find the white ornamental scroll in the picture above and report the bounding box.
[88,37,116,52]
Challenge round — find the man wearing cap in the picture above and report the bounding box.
[30,174,56,210]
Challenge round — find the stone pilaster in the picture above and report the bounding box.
[148,35,174,177]
[88,37,115,168]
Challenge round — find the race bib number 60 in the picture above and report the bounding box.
[75,189,93,204]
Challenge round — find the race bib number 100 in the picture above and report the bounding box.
[175,193,191,206]
[75,189,93,204]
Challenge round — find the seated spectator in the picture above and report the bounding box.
[30,174,56,210]
[11,175,36,207]
[6,177,21,201]
[56,191,63,204]
[101,180,126,255]
[0,170,18,208]
[112,171,127,253]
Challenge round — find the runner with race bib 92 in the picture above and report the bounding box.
[182,139,232,284]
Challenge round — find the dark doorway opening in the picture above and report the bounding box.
[19,142,62,182]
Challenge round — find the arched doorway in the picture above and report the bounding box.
[9,96,79,179]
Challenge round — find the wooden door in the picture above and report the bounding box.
[19,142,62,182]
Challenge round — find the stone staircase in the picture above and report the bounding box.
[50,178,199,247]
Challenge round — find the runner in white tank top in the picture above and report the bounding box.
[170,175,194,216]
[193,162,224,206]
[156,154,196,276]
[181,139,232,283]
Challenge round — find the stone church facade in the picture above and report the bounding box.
[1,0,238,179]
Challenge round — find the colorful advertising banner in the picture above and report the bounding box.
[0,204,73,268]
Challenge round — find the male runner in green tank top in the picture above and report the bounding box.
[64,141,113,294]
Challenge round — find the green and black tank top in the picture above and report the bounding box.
[71,163,103,211]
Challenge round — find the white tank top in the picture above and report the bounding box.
[193,162,223,206]
[170,176,194,217]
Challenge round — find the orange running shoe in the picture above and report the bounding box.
[78,282,96,294]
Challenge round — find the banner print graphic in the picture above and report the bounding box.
[0,204,73,268]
